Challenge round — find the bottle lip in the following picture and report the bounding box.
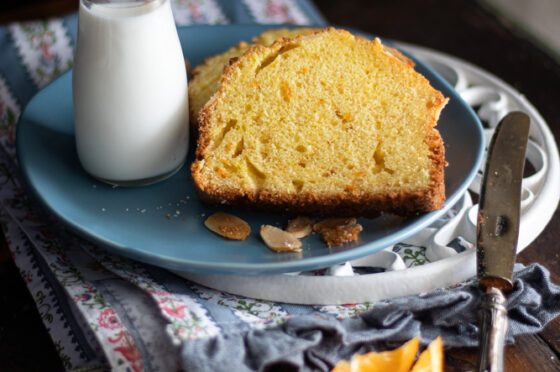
[80,0,167,10]
[81,0,165,14]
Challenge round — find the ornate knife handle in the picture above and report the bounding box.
[477,287,508,372]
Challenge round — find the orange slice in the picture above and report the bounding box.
[331,336,419,372]
[331,360,352,372]
[411,336,443,372]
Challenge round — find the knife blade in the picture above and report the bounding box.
[476,111,530,372]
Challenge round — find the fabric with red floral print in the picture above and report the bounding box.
[0,1,328,371]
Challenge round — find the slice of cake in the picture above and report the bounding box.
[188,28,321,128]
[188,40,251,128]
[191,28,448,217]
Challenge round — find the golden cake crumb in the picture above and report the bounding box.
[191,28,448,218]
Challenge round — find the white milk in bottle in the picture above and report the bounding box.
[73,0,189,185]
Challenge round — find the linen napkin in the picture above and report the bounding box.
[181,264,560,371]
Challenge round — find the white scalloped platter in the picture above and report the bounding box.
[179,36,560,304]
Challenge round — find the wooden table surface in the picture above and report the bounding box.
[1,0,559,371]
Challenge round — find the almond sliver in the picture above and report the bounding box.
[205,212,251,240]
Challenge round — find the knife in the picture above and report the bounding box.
[476,112,530,372]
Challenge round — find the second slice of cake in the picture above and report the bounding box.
[191,28,448,217]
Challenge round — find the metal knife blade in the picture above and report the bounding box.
[476,111,530,372]
[477,111,530,291]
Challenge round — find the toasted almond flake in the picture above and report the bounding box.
[312,218,357,233]
[286,216,313,238]
[313,218,363,247]
[260,225,302,252]
[205,212,251,240]
[321,223,363,247]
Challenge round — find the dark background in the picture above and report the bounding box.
[1,0,559,371]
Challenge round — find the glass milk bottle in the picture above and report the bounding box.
[73,0,189,186]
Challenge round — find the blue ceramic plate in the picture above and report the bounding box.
[17,25,483,275]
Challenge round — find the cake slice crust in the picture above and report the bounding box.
[188,28,322,128]
[191,28,448,217]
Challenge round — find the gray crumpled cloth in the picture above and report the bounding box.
[182,263,560,372]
